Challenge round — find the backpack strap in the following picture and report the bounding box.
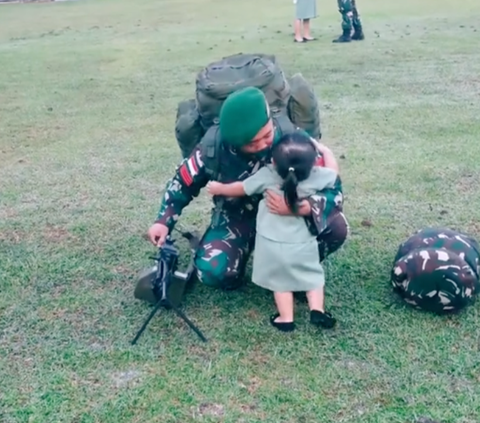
[199,125,225,227]
[272,114,296,139]
[200,125,223,180]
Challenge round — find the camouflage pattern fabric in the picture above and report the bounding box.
[391,227,480,314]
[316,206,348,262]
[155,124,348,290]
[337,0,363,34]
[194,212,256,290]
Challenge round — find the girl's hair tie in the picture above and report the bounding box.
[288,167,294,172]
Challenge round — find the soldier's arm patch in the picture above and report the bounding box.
[179,150,203,187]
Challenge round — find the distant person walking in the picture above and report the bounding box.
[293,0,318,43]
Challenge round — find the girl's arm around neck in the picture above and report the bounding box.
[311,139,339,173]
[207,181,246,197]
[320,147,339,173]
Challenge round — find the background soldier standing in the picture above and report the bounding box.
[333,0,365,43]
[147,87,348,291]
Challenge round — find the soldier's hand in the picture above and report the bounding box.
[265,190,286,214]
[297,200,312,216]
[265,191,312,216]
[147,223,169,247]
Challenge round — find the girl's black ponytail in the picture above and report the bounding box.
[272,131,317,213]
[282,166,299,213]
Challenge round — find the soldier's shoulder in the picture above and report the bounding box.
[273,119,311,142]
[273,114,295,131]
[198,125,220,144]
[197,125,223,156]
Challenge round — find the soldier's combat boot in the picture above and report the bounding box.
[351,26,365,40]
[332,29,351,43]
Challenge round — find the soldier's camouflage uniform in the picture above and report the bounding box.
[155,124,348,290]
[333,0,364,43]
[391,227,480,314]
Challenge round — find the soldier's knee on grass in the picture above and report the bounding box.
[194,258,244,290]
[317,211,349,261]
[330,212,348,245]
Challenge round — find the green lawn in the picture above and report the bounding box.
[1,0,480,422]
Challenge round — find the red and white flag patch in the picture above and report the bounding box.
[179,150,203,186]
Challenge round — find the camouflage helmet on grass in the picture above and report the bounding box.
[391,227,480,314]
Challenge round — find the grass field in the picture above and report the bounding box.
[1,0,480,422]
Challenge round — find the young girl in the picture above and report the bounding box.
[206,132,339,332]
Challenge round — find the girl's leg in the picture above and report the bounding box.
[306,286,325,312]
[273,292,294,322]
[270,291,295,332]
[307,286,336,329]
[294,19,304,42]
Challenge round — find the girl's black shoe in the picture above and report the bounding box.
[270,314,295,332]
[310,310,336,329]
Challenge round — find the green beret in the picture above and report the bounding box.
[219,87,270,148]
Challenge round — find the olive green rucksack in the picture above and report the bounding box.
[174,52,322,162]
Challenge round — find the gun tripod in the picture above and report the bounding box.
[131,232,208,345]
[131,295,207,345]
